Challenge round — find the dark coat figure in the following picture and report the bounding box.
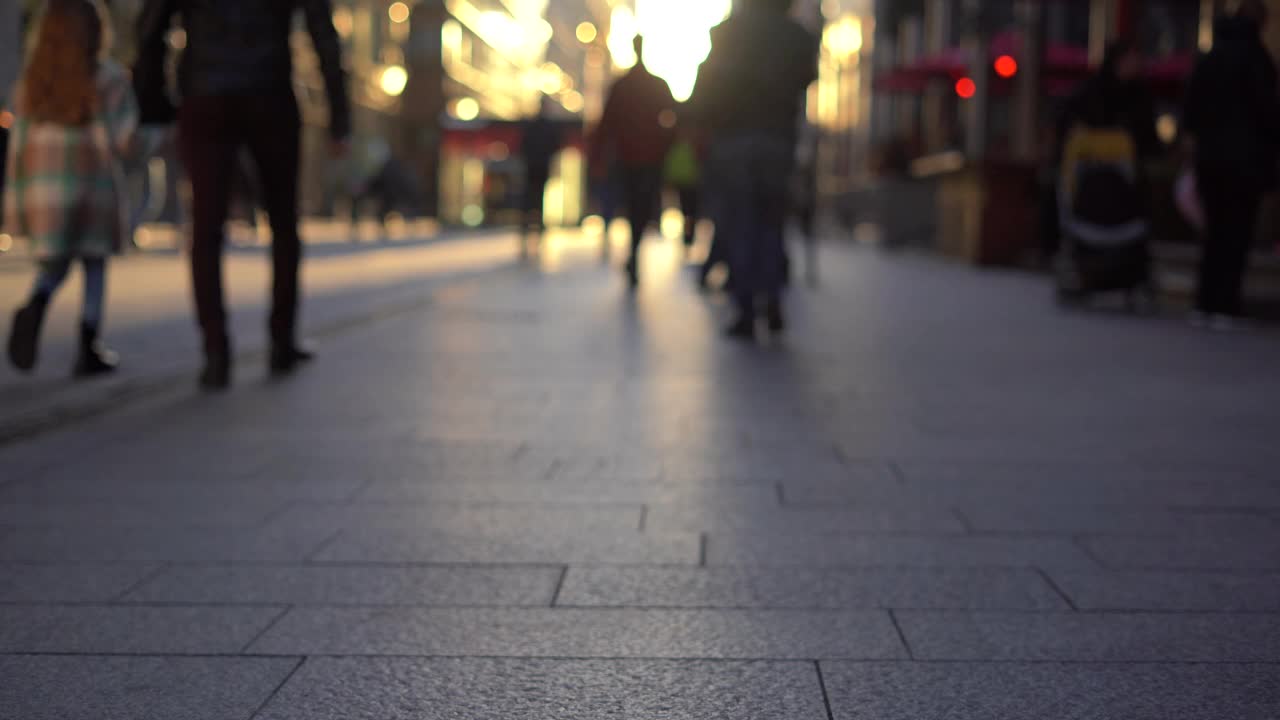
[690,0,817,338]
[134,0,350,389]
[1183,3,1280,321]
[520,109,562,246]
[592,37,677,286]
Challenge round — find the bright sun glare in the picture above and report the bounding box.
[628,0,732,102]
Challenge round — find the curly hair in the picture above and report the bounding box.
[18,0,109,126]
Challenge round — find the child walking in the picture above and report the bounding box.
[4,0,142,377]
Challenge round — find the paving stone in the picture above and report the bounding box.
[957,504,1280,535]
[646,505,964,534]
[0,604,283,654]
[705,533,1099,568]
[249,606,906,659]
[0,655,300,720]
[358,479,781,505]
[0,476,364,503]
[256,657,828,720]
[1048,570,1280,611]
[127,565,562,606]
[0,500,287,529]
[787,468,1280,508]
[895,611,1280,661]
[0,525,337,563]
[0,564,157,602]
[1081,535,1280,571]
[822,661,1280,720]
[265,503,642,533]
[317,528,698,565]
[556,567,1067,610]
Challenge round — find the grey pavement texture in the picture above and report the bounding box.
[2,233,1280,717]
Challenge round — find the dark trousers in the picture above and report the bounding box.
[522,167,549,236]
[179,94,302,356]
[677,186,700,245]
[713,133,793,313]
[1196,174,1262,317]
[620,165,663,262]
[0,127,9,228]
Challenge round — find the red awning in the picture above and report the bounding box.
[873,30,1192,97]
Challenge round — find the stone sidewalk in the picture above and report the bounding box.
[1,235,1279,719]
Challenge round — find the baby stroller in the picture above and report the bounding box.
[1055,125,1154,307]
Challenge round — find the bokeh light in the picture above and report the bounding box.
[634,0,731,101]
[388,2,410,24]
[379,65,408,96]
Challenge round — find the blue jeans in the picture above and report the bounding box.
[710,133,794,312]
[31,257,107,328]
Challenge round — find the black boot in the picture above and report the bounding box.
[8,296,49,373]
[199,352,232,391]
[72,322,118,378]
[765,298,785,334]
[270,341,315,377]
[725,314,756,341]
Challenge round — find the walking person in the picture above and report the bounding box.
[5,0,151,377]
[691,0,818,338]
[134,0,350,390]
[1183,0,1280,329]
[664,125,702,252]
[591,36,676,288]
[519,100,562,255]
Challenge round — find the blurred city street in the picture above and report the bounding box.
[2,229,1280,718]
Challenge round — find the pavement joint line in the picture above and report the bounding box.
[774,482,786,505]
[106,564,172,603]
[637,505,648,532]
[7,651,1280,666]
[549,566,570,607]
[698,534,708,567]
[302,530,346,563]
[248,655,306,720]
[951,508,975,533]
[239,605,296,655]
[0,265,507,449]
[886,461,909,485]
[887,609,915,660]
[8,599,1280,614]
[814,660,836,720]
[1034,567,1081,611]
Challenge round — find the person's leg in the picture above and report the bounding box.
[678,186,699,247]
[620,168,646,283]
[1217,191,1262,318]
[73,257,117,376]
[243,94,305,365]
[179,97,238,373]
[7,258,71,372]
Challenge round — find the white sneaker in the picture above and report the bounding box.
[1187,310,1210,328]
[1209,314,1251,332]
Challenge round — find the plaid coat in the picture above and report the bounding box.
[2,60,138,259]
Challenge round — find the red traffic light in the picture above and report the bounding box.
[994,54,1018,79]
[955,77,976,99]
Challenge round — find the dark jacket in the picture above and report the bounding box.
[521,115,563,176]
[133,0,351,140]
[1183,15,1280,189]
[689,6,819,139]
[593,65,676,168]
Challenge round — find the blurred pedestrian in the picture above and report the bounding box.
[664,125,701,252]
[1183,0,1280,328]
[5,0,149,376]
[520,99,562,254]
[591,36,676,287]
[0,0,23,232]
[1053,39,1161,304]
[134,0,351,390]
[690,0,818,338]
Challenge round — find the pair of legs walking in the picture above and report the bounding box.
[712,134,793,338]
[8,256,116,376]
[179,94,309,389]
[619,165,663,287]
